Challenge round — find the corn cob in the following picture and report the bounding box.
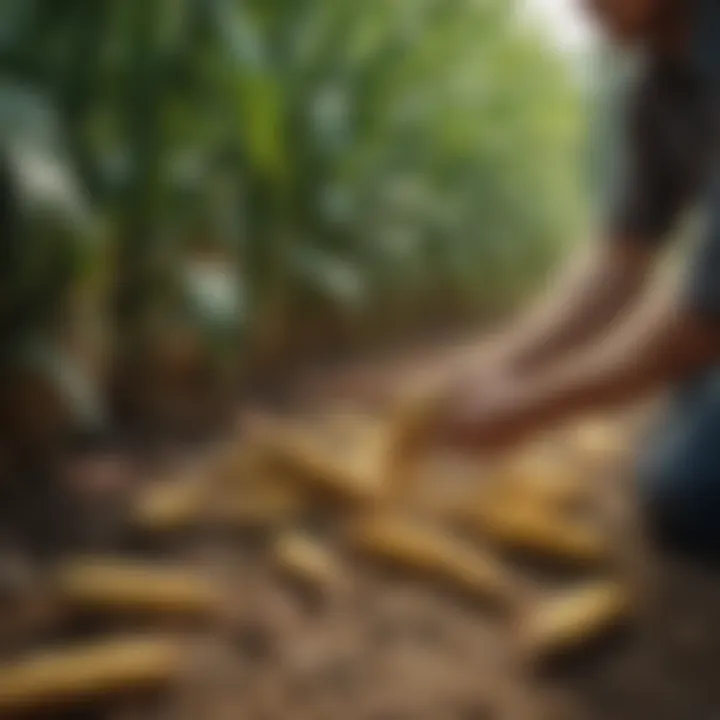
[349,514,515,608]
[521,581,631,665]
[0,635,186,714]
[383,380,448,492]
[133,466,303,532]
[55,557,223,619]
[214,477,306,528]
[495,448,587,512]
[566,420,625,465]
[132,477,209,532]
[272,532,341,588]
[256,421,385,505]
[466,501,608,566]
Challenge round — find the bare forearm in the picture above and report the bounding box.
[515,290,720,427]
[437,286,720,453]
[420,239,655,382]
[494,239,655,373]
[348,239,656,403]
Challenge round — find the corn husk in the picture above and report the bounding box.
[256,420,386,504]
[55,557,223,619]
[272,532,341,588]
[132,477,209,532]
[214,476,306,528]
[466,501,608,566]
[521,581,631,664]
[494,447,588,511]
[0,635,187,714]
[383,380,447,493]
[350,514,515,608]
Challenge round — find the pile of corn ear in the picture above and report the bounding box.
[0,396,635,714]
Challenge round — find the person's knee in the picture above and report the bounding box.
[636,373,720,553]
[637,452,685,536]
[637,450,720,553]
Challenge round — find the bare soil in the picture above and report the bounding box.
[2,351,720,720]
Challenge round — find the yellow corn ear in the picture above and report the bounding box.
[209,442,269,488]
[521,581,631,664]
[55,557,223,619]
[132,478,208,532]
[495,449,588,512]
[566,420,625,465]
[384,381,447,491]
[215,477,306,528]
[467,503,608,566]
[0,635,186,714]
[272,532,341,588]
[258,423,384,505]
[350,514,514,608]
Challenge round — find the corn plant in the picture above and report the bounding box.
[0,0,588,434]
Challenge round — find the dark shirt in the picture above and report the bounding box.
[610,0,720,317]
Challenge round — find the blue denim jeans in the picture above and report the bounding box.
[638,371,720,554]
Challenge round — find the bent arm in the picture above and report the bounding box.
[511,287,720,428]
[440,281,720,452]
[484,237,656,373]
[426,237,656,380]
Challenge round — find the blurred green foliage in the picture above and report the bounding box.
[0,0,588,436]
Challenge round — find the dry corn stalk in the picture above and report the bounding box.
[521,581,631,665]
[466,501,608,566]
[273,532,342,588]
[0,635,186,714]
[349,514,515,608]
[256,420,385,505]
[55,557,223,619]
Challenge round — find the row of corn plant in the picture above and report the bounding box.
[0,0,588,448]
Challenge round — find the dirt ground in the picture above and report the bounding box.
[2,358,720,720]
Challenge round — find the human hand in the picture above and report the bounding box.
[434,372,548,453]
[388,360,519,461]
